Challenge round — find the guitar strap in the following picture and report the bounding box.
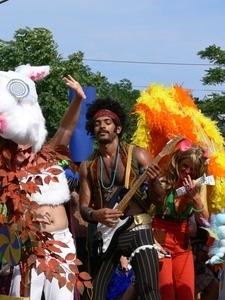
[107,144,135,209]
[124,144,135,189]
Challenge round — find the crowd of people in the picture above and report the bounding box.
[0,72,223,300]
[74,92,220,299]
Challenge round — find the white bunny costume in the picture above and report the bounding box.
[0,65,76,300]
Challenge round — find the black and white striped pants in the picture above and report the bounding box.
[85,227,161,300]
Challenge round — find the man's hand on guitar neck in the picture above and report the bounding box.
[146,163,165,207]
[92,207,124,228]
[145,163,161,181]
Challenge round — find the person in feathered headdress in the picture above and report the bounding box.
[130,84,222,299]
[131,83,225,214]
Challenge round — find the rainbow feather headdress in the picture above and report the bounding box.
[131,83,225,214]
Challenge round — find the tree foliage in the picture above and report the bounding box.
[198,44,225,85]
[197,44,225,135]
[0,27,139,140]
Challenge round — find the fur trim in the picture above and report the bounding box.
[25,165,70,206]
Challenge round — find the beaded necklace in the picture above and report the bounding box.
[99,145,120,200]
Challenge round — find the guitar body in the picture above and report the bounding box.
[96,215,134,259]
[87,186,131,260]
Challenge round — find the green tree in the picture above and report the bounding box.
[0,27,139,140]
[197,45,225,135]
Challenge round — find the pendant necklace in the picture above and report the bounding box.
[100,145,120,201]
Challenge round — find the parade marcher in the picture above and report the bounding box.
[0,66,86,300]
[79,98,164,300]
[152,142,210,300]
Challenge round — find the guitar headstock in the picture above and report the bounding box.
[154,134,184,163]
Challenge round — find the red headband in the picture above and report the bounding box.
[93,109,121,125]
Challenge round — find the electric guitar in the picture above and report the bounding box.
[94,135,184,259]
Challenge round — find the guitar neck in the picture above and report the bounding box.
[116,152,162,212]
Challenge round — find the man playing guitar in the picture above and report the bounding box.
[79,98,165,300]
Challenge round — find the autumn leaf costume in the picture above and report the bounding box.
[0,65,83,300]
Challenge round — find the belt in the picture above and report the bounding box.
[126,213,152,231]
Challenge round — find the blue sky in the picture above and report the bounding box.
[0,0,225,99]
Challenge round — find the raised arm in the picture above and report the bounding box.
[48,75,86,147]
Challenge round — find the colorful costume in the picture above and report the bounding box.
[132,83,224,298]
[0,65,77,299]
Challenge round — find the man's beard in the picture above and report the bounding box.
[96,128,118,145]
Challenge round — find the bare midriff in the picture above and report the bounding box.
[35,204,69,233]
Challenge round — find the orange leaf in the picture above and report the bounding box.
[47,240,68,248]
[69,264,79,274]
[48,168,62,176]
[68,273,76,283]
[20,182,29,190]
[83,280,93,289]
[66,281,74,293]
[58,276,66,288]
[37,262,46,274]
[7,172,16,181]
[44,175,52,185]
[76,281,85,295]
[65,253,76,261]
[20,194,32,206]
[34,176,43,185]
[27,166,41,174]
[79,271,92,281]
[2,176,8,187]
[15,170,27,179]
[37,257,45,265]
[51,176,59,183]
[34,247,46,257]
[0,169,7,177]
[74,258,83,266]
[56,255,67,264]
[57,265,65,274]
[28,201,40,210]
[45,271,54,282]
[8,183,19,191]
[46,245,62,253]
[31,182,41,193]
[12,197,24,212]
[48,258,61,269]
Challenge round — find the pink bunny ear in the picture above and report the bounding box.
[179,139,192,151]
[15,64,50,81]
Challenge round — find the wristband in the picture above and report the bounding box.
[193,204,204,213]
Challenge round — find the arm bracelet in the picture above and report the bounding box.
[193,204,204,213]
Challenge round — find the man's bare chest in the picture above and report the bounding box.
[98,156,125,186]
